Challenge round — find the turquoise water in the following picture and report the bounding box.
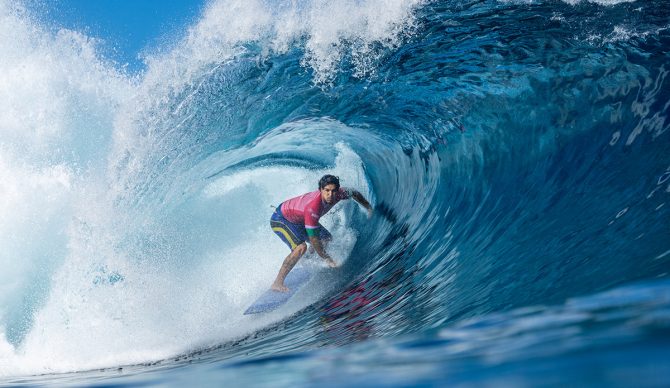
[1,0,669,386]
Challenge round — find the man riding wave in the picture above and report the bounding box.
[270,174,372,292]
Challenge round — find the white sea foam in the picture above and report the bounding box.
[0,1,130,375]
[142,0,423,88]
[1,0,383,377]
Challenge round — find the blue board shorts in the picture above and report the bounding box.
[270,204,332,250]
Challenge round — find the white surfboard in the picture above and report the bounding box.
[244,267,312,315]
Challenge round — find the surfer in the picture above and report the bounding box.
[270,174,372,292]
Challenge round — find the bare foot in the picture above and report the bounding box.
[271,283,289,292]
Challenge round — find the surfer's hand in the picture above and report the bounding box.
[367,207,373,218]
[326,258,339,268]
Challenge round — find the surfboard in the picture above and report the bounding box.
[244,267,312,315]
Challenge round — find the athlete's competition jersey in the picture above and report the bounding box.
[279,188,352,236]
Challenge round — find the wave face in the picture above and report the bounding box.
[1,0,669,385]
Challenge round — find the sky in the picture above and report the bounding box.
[30,0,208,73]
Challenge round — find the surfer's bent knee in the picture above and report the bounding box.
[293,243,307,256]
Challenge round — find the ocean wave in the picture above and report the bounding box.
[1,0,669,383]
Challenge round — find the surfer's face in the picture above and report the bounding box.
[320,184,338,204]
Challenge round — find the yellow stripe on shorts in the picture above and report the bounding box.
[272,226,298,250]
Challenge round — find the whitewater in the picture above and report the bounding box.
[1,0,669,385]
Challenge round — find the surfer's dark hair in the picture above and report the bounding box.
[319,174,340,190]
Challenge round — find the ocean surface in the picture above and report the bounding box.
[1,0,669,386]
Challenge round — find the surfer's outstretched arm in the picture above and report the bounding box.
[309,236,338,268]
[351,190,373,217]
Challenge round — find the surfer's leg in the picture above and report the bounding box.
[272,243,307,292]
[271,211,303,250]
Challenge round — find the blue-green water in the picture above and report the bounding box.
[1,0,669,386]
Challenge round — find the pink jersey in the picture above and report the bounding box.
[280,188,352,230]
